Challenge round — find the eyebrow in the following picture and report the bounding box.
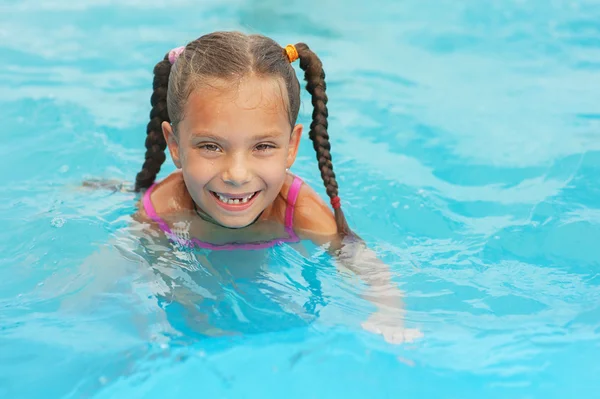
[190,132,224,142]
[250,131,285,141]
[190,131,285,141]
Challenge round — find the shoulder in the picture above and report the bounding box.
[288,177,338,241]
[134,171,192,222]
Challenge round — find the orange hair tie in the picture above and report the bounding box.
[330,196,341,210]
[284,44,299,63]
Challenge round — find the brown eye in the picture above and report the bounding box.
[199,143,221,152]
[255,143,275,152]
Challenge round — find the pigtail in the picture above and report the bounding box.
[134,54,172,192]
[294,43,352,237]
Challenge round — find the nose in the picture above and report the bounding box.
[222,154,251,186]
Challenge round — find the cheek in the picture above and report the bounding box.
[180,150,216,184]
[260,158,288,185]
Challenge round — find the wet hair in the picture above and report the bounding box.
[134,31,350,235]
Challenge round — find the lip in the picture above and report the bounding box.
[210,190,260,212]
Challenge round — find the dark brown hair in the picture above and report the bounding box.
[134,31,350,235]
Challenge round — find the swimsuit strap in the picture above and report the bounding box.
[285,175,303,229]
[142,183,173,235]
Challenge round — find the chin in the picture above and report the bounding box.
[205,209,259,228]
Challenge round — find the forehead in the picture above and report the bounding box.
[179,75,291,136]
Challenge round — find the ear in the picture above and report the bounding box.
[286,124,303,169]
[162,121,182,169]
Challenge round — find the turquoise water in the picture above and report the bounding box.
[2,0,600,397]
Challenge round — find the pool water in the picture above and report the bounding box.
[2,0,600,397]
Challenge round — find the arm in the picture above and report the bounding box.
[329,235,422,344]
[329,234,405,312]
[293,185,421,344]
[76,176,233,338]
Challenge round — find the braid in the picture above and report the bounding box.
[134,54,172,192]
[295,43,351,236]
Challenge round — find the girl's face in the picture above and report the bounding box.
[163,75,302,229]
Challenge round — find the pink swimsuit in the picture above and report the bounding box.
[142,176,303,251]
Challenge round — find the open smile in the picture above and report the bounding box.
[210,190,261,211]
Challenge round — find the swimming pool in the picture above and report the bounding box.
[1,0,600,397]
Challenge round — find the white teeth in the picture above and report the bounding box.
[215,192,256,205]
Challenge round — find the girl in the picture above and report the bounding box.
[110,31,419,344]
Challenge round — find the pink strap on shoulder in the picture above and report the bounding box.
[142,184,172,234]
[284,176,303,228]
